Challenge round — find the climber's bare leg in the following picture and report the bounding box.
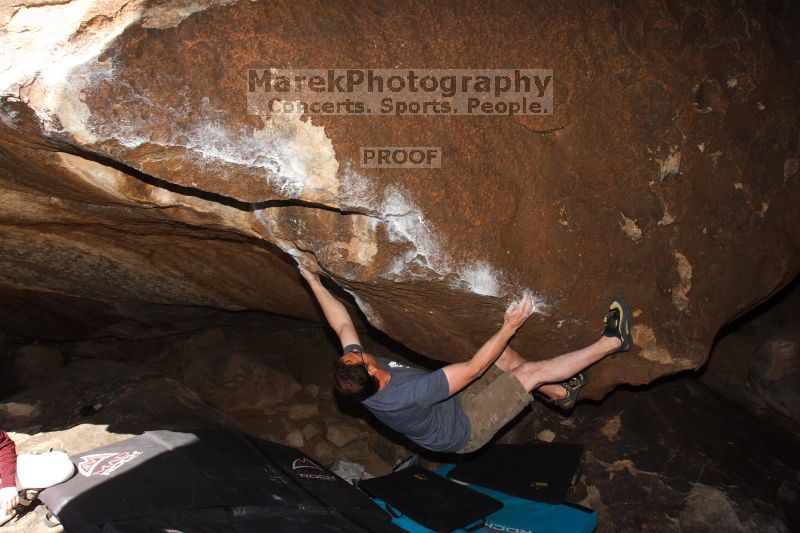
[494,344,527,372]
[494,346,574,400]
[511,336,621,393]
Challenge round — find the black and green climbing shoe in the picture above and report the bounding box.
[554,370,588,411]
[535,371,589,411]
[603,295,633,353]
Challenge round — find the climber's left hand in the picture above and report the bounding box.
[0,486,18,514]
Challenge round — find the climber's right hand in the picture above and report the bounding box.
[298,266,321,285]
[503,293,535,331]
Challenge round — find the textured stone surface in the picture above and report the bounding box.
[0,359,241,436]
[12,345,63,390]
[0,401,40,421]
[702,279,800,434]
[749,331,800,424]
[341,439,371,462]
[286,402,319,420]
[500,377,800,532]
[309,436,340,466]
[182,339,302,414]
[0,0,799,399]
[301,422,320,441]
[284,428,304,448]
[326,422,364,448]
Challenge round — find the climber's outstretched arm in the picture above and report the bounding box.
[299,267,361,349]
[442,294,535,396]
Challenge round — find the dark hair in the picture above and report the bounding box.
[333,358,379,401]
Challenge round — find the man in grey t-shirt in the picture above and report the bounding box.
[360,355,469,452]
[299,267,632,454]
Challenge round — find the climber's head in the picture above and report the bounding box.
[333,349,380,401]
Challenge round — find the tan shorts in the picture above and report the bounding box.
[457,365,534,453]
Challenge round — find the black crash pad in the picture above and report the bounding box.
[447,441,583,503]
[39,430,404,533]
[358,465,503,532]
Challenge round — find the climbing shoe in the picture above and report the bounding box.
[603,295,633,354]
[536,370,588,412]
[553,370,588,411]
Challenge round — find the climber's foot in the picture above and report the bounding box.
[602,296,633,355]
[536,374,587,412]
[553,371,588,411]
[537,383,568,402]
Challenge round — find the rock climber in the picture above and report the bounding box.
[299,267,632,454]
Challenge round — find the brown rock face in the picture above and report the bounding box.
[702,280,800,433]
[182,339,302,414]
[1,1,799,398]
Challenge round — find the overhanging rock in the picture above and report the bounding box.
[0,0,798,398]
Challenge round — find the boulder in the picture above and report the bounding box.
[8,423,135,457]
[701,285,800,435]
[304,384,320,399]
[0,359,241,439]
[678,485,747,533]
[748,332,800,425]
[369,431,411,467]
[284,429,304,449]
[360,453,394,478]
[183,340,302,415]
[0,0,798,399]
[13,345,62,389]
[286,402,319,420]
[308,436,340,467]
[0,401,41,421]
[524,376,799,532]
[341,439,371,463]
[301,422,321,441]
[326,422,363,448]
[536,429,556,443]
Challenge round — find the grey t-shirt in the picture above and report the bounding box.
[361,357,470,453]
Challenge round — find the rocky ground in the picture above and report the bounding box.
[1,287,799,532]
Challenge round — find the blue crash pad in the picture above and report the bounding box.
[371,464,597,533]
